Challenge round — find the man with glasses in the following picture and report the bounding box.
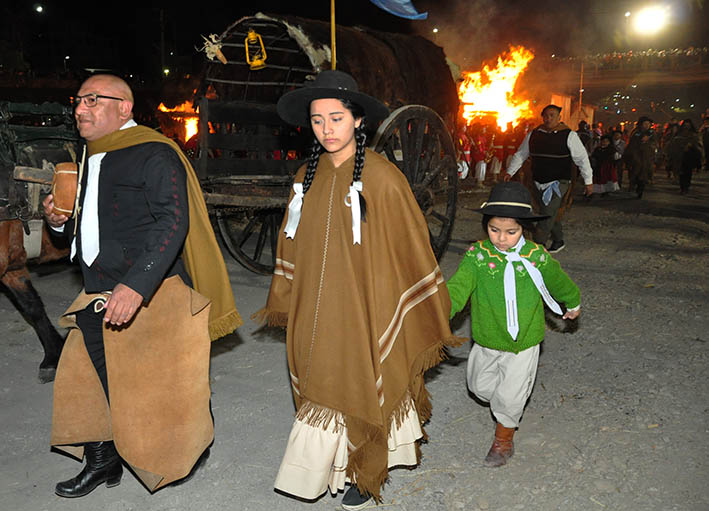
[43,74,241,497]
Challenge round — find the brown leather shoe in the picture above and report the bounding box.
[484,423,515,467]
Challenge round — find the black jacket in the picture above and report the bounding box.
[63,141,191,301]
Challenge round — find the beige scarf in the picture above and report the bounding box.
[86,125,242,340]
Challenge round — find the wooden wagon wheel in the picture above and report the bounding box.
[371,105,458,260]
[216,208,284,275]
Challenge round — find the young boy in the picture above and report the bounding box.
[447,182,581,467]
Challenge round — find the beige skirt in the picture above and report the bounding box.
[274,400,422,500]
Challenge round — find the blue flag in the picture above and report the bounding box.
[369,0,428,20]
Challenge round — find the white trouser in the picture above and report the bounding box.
[467,343,540,428]
[491,157,502,175]
[475,161,487,182]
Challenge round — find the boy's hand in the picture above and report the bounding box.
[563,308,580,320]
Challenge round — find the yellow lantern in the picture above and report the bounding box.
[245,28,267,70]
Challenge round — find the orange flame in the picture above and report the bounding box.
[184,117,199,141]
[158,100,199,142]
[458,46,535,131]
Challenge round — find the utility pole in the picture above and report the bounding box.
[331,0,337,69]
[160,9,165,78]
[578,60,584,118]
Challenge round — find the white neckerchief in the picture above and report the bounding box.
[284,182,304,239]
[346,180,363,245]
[534,180,562,205]
[497,235,562,340]
[284,179,364,245]
[71,119,137,265]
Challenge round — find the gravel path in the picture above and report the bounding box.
[2,171,707,511]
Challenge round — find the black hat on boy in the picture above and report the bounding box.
[477,182,549,220]
[276,70,390,127]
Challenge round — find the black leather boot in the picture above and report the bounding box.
[55,441,122,498]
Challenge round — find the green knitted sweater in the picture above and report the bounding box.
[447,239,580,353]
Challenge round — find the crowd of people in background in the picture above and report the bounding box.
[457,108,709,198]
[579,112,707,197]
[659,114,707,195]
[457,121,526,185]
[548,46,709,74]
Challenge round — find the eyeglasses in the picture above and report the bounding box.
[72,93,125,108]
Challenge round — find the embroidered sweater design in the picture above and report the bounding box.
[447,239,580,353]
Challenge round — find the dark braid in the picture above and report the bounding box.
[352,121,368,222]
[302,98,367,222]
[302,138,324,195]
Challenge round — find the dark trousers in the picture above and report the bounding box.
[615,161,624,187]
[679,168,693,192]
[75,306,109,400]
[532,180,569,245]
[635,179,646,198]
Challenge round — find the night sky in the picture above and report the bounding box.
[173,0,709,60]
[5,0,708,74]
[149,0,709,69]
[2,0,708,122]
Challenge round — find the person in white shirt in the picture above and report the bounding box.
[504,105,593,253]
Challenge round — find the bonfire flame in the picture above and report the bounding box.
[184,117,198,141]
[158,100,199,142]
[458,46,534,131]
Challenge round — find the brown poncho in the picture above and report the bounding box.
[257,149,460,499]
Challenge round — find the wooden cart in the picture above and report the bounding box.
[190,13,461,274]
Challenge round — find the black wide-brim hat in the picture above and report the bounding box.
[276,70,390,127]
[476,182,550,220]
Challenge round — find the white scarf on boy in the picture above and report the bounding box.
[498,235,562,340]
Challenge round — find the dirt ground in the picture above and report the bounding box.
[2,170,707,511]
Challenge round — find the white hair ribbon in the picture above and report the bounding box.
[347,180,363,245]
[284,183,304,239]
[500,236,562,340]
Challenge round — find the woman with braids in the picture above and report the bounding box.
[255,70,459,509]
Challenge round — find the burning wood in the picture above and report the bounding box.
[157,100,199,143]
[458,46,534,131]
